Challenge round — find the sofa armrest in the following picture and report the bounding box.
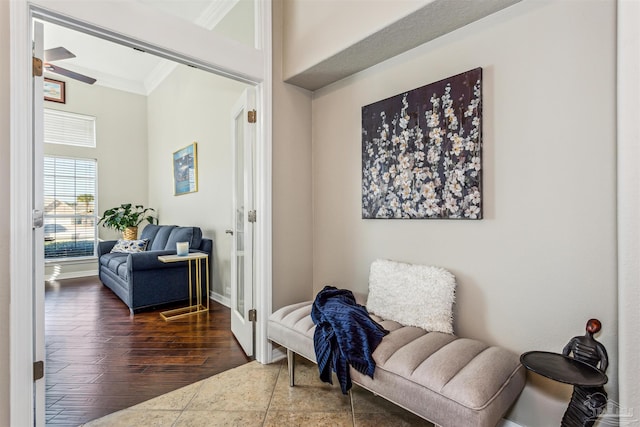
[198,238,213,256]
[98,240,117,257]
[127,249,182,271]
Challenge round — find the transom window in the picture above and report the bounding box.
[44,108,96,148]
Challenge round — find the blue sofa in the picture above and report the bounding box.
[97,225,213,313]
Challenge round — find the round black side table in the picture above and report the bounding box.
[520,351,608,427]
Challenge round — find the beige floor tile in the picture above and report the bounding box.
[269,357,351,413]
[174,410,266,426]
[350,385,408,414]
[353,412,434,427]
[133,380,204,411]
[82,408,181,427]
[264,410,354,427]
[83,355,436,427]
[350,385,434,426]
[186,361,281,412]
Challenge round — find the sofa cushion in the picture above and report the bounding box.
[111,238,149,253]
[101,252,127,269]
[141,225,203,251]
[166,227,202,251]
[367,259,456,334]
[99,252,128,280]
[148,225,177,251]
[139,224,162,247]
[117,262,128,280]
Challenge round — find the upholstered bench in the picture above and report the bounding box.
[268,260,526,427]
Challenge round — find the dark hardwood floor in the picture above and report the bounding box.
[45,276,251,426]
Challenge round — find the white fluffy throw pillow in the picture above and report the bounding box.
[366,259,456,334]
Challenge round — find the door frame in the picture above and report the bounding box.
[9,1,273,425]
[32,20,46,425]
[617,0,640,418]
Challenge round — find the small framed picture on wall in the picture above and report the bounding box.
[173,142,198,196]
[44,78,65,103]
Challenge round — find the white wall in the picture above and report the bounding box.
[271,0,314,310]
[43,75,149,278]
[213,0,255,48]
[43,75,149,242]
[282,0,427,80]
[309,2,617,426]
[147,64,249,300]
[0,0,11,423]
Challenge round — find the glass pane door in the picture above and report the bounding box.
[234,110,245,317]
[230,87,255,357]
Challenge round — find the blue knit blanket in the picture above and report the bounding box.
[311,286,389,394]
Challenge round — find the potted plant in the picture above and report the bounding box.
[97,203,158,240]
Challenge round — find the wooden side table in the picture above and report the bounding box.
[157,252,210,321]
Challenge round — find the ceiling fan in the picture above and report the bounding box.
[44,47,97,85]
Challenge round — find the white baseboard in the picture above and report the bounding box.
[497,419,523,427]
[271,345,286,362]
[211,291,230,307]
[46,270,98,281]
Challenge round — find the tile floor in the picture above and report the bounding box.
[82,357,434,427]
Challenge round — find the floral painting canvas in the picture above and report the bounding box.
[362,68,482,219]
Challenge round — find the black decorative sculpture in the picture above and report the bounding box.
[560,319,609,427]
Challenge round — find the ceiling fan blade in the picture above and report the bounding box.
[44,47,76,62]
[45,64,97,85]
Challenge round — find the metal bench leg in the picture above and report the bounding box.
[287,349,295,387]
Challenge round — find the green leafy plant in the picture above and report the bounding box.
[97,203,158,232]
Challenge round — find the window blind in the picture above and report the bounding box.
[44,156,98,259]
[44,109,96,148]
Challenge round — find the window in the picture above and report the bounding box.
[44,109,96,148]
[44,156,98,259]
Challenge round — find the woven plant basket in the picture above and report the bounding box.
[122,226,138,240]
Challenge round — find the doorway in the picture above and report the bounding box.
[38,16,255,423]
[10,2,273,426]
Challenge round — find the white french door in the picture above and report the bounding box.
[230,88,256,357]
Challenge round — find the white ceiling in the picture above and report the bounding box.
[41,0,239,95]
